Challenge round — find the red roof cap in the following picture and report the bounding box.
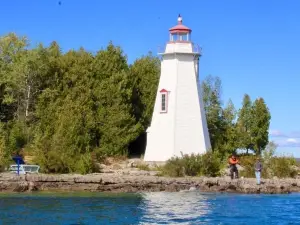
[169,14,192,34]
[160,88,168,93]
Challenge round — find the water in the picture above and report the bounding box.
[0,191,300,225]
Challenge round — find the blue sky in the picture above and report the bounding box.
[1,0,299,156]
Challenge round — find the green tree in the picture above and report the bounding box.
[129,53,160,129]
[0,33,36,162]
[33,47,96,173]
[91,43,141,157]
[220,99,238,156]
[0,33,28,122]
[237,94,253,153]
[201,75,224,151]
[0,32,273,175]
[250,97,271,155]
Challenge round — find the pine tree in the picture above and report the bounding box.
[251,97,271,155]
[0,32,273,173]
[201,75,224,151]
[129,53,160,129]
[237,94,253,154]
[221,99,238,156]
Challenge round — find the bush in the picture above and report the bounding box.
[160,152,223,177]
[239,154,298,178]
[0,121,28,171]
[239,155,257,178]
[201,151,224,177]
[180,153,203,176]
[268,156,298,178]
[34,145,100,174]
[160,156,185,177]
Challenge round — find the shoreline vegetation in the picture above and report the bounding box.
[0,33,297,193]
[2,145,298,194]
[0,171,299,195]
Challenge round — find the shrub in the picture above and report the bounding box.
[160,151,223,177]
[201,151,223,177]
[160,156,185,177]
[239,154,298,178]
[181,153,203,176]
[268,156,298,178]
[0,121,28,171]
[34,146,100,174]
[239,155,257,178]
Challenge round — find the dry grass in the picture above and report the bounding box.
[102,156,128,165]
[136,163,151,171]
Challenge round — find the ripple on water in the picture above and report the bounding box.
[0,192,300,224]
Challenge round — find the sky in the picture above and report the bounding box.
[0,0,299,156]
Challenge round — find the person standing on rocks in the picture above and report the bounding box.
[254,158,263,185]
[228,154,239,179]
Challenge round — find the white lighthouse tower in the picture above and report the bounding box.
[144,15,211,162]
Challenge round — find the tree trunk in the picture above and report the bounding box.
[25,84,31,119]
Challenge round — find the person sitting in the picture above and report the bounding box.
[228,154,239,179]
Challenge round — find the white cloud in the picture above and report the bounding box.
[269,129,286,137]
[286,138,299,144]
[270,130,300,148]
[274,138,300,148]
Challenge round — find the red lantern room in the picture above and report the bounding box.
[169,14,192,42]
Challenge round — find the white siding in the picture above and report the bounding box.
[144,42,211,162]
[165,42,193,54]
[174,54,211,157]
[144,55,178,161]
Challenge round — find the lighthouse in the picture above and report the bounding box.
[144,15,211,162]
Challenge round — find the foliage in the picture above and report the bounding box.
[129,53,160,129]
[201,77,271,157]
[201,151,224,177]
[219,99,238,156]
[250,98,271,155]
[239,143,297,178]
[0,123,10,171]
[239,155,257,178]
[160,152,223,177]
[201,75,224,151]
[159,156,185,177]
[236,94,253,153]
[267,156,298,178]
[0,33,160,174]
[0,32,272,175]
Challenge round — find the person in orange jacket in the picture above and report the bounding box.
[228,154,239,179]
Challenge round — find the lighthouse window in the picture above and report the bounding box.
[171,34,178,41]
[161,94,166,110]
[179,33,188,41]
[160,93,167,113]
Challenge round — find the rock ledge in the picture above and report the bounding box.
[0,172,299,194]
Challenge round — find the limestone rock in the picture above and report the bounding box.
[0,172,298,194]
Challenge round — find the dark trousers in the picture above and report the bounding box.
[230,164,239,179]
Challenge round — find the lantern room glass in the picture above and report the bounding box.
[170,33,190,42]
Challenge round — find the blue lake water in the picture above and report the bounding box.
[0,191,300,224]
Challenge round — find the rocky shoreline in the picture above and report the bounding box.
[0,171,299,194]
